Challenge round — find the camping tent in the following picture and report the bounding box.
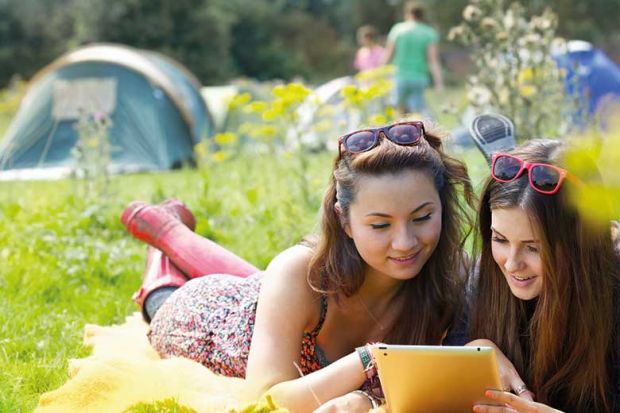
[0,43,212,179]
[554,40,620,121]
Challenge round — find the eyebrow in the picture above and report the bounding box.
[491,227,539,243]
[365,201,434,217]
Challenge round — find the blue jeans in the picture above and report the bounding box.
[395,78,429,113]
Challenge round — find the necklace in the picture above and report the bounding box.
[357,295,386,331]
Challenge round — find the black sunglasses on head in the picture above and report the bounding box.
[338,121,425,156]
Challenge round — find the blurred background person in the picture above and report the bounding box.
[353,24,385,73]
[383,1,443,116]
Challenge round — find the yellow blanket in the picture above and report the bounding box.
[36,313,385,413]
[35,313,262,413]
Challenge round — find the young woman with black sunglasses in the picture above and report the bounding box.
[467,139,619,413]
[120,121,475,412]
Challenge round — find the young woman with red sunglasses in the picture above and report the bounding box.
[120,122,475,412]
[467,139,620,413]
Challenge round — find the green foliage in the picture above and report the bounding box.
[229,3,351,83]
[70,0,237,85]
[195,76,396,210]
[0,142,488,410]
[123,398,198,413]
[0,0,74,87]
[340,66,397,126]
[230,394,288,413]
[1,0,619,88]
[199,83,319,208]
[0,78,26,141]
[0,152,333,410]
[519,0,620,43]
[449,0,569,139]
[0,0,355,87]
[71,111,117,198]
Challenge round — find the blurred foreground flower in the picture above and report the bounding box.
[231,394,289,413]
[564,127,620,223]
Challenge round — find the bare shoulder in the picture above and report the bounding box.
[256,243,320,334]
[263,245,316,298]
[247,244,321,387]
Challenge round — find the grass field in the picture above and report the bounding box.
[0,153,334,411]
[0,78,491,411]
[0,145,488,411]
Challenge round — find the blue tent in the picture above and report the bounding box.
[555,40,620,119]
[0,44,212,177]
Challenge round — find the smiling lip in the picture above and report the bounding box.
[389,250,421,265]
[510,274,537,287]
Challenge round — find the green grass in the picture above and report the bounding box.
[0,114,12,141]
[0,147,487,411]
[0,154,334,412]
[0,78,488,411]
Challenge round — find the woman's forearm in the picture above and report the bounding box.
[266,352,367,413]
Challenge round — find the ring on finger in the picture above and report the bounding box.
[515,384,529,395]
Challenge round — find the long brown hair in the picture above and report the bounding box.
[470,139,617,412]
[307,125,474,345]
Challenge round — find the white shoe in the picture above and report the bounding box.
[468,113,516,164]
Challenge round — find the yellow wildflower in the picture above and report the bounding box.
[214,132,239,146]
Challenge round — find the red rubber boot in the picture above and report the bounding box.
[121,201,259,278]
[160,199,196,231]
[133,246,188,322]
[124,199,196,231]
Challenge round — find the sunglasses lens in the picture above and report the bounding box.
[387,124,422,144]
[493,155,521,181]
[344,131,376,153]
[531,165,560,193]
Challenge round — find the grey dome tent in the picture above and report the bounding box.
[0,43,213,179]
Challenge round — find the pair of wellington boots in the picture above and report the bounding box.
[120,199,258,321]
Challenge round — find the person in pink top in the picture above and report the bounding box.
[353,25,385,72]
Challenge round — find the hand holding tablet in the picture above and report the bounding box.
[474,390,564,413]
[370,345,505,413]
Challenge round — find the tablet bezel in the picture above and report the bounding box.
[370,344,502,413]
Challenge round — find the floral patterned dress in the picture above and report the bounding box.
[148,272,330,377]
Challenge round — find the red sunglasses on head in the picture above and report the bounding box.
[338,121,425,156]
[491,153,568,195]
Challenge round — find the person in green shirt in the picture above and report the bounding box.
[384,1,443,115]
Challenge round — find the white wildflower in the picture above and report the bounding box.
[518,47,532,62]
[534,16,552,30]
[495,31,509,42]
[448,26,464,42]
[550,37,567,55]
[498,87,510,105]
[524,33,542,46]
[481,17,499,30]
[463,5,482,22]
[467,86,492,106]
[503,10,515,29]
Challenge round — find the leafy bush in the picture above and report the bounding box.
[449,0,569,139]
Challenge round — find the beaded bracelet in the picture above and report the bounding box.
[356,345,372,369]
[356,344,385,402]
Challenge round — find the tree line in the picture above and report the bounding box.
[0,0,616,88]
